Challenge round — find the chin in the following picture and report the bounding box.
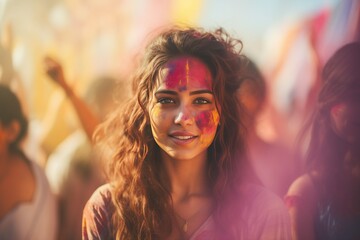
[162,147,206,162]
[168,152,202,161]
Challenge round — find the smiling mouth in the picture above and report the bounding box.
[170,135,196,140]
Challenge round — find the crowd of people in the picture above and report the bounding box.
[0,24,359,240]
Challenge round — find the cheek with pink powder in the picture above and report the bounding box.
[195,110,219,135]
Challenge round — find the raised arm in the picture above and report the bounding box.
[44,57,100,142]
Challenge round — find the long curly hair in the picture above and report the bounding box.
[302,42,360,182]
[95,26,247,239]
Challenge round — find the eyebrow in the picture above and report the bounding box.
[155,89,213,96]
[155,90,177,95]
[190,90,213,95]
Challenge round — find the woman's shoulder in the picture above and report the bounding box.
[85,183,114,210]
[286,173,318,199]
[0,160,58,240]
[82,184,114,240]
[8,158,56,212]
[285,173,320,210]
[31,157,57,200]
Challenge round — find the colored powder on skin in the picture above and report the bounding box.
[182,59,190,92]
[178,85,187,92]
[165,62,187,91]
[195,110,219,134]
[154,106,160,118]
[163,57,213,92]
[165,62,178,89]
[212,109,220,124]
[152,105,166,120]
[164,59,191,92]
[177,112,191,122]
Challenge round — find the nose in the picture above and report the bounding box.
[174,106,194,126]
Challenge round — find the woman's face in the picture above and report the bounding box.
[330,98,360,144]
[235,79,262,127]
[148,56,220,161]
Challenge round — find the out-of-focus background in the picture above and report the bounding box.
[1,2,359,239]
[1,0,359,161]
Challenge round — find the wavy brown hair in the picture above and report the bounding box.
[304,43,360,169]
[95,26,247,239]
[299,42,360,189]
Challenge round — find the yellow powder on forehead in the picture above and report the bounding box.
[185,58,190,85]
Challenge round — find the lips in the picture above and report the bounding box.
[169,131,197,143]
[172,135,196,140]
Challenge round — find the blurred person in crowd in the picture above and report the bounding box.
[285,42,360,240]
[44,57,129,240]
[236,58,298,197]
[0,23,47,167]
[262,0,360,159]
[82,27,291,240]
[0,84,58,240]
[0,23,27,112]
[43,57,108,142]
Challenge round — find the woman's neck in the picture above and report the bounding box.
[160,151,211,200]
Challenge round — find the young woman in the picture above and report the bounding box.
[286,42,360,240]
[0,85,58,240]
[82,27,291,240]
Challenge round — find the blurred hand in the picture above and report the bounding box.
[44,57,69,92]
